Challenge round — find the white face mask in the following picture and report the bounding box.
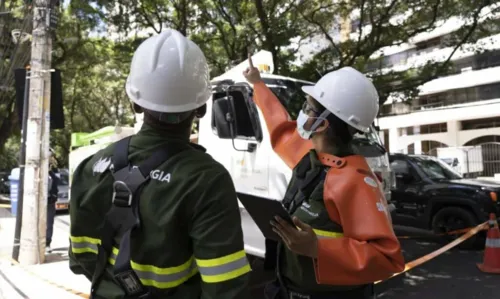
[298,110,326,140]
[296,109,332,140]
[296,110,312,139]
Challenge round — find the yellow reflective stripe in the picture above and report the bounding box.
[130,256,194,274]
[136,260,199,289]
[71,236,203,289]
[70,236,101,254]
[313,229,344,239]
[195,250,251,283]
[108,249,200,289]
[195,250,246,267]
[108,247,119,265]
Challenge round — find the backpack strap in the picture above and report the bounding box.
[90,136,191,299]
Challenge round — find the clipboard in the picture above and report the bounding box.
[237,192,296,242]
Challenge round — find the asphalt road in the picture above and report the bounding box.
[1,205,498,299]
[248,233,499,299]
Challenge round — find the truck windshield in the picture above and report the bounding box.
[262,77,312,118]
[411,157,463,180]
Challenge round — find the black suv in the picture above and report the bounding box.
[389,153,499,248]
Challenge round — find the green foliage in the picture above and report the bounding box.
[0,0,499,169]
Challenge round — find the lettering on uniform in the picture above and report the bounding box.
[93,157,112,175]
[300,202,319,217]
[150,169,171,183]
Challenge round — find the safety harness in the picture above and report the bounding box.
[89,136,197,299]
[269,153,375,299]
[274,154,329,299]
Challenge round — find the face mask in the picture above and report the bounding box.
[296,110,315,140]
[297,108,332,140]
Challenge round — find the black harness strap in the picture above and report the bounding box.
[90,136,188,299]
[275,154,330,299]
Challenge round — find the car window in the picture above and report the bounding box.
[391,159,410,175]
[411,157,462,180]
[58,172,69,186]
[262,78,312,118]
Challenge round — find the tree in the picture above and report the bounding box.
[292,0,500,105]
[0,0,32,169]
[48,6,135,167]
[83,0,316,76]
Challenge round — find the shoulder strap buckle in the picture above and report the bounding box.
[112,180,133,207]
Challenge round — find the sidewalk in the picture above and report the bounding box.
[0,209,91,299]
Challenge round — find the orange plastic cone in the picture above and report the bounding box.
[477,213,500,274]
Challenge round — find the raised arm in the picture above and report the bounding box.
[244,55,312,169]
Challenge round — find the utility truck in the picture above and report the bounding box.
[69,50,393,259]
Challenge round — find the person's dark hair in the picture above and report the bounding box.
[309,98,355,145]
[133,103,206,135]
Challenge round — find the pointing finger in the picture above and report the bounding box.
[248,53,254,68]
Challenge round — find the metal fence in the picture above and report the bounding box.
[426,142,500,178]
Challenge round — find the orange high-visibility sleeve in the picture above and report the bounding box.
[313,154,405,285]
[253,82,312,169]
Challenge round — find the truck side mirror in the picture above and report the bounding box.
[212,96,237,139]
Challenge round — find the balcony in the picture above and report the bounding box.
[381,81,500,116]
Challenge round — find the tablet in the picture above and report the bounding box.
[237,192,296,242]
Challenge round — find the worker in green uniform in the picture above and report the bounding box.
[69,29,252,299]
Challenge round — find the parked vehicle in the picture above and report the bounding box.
[389,153,500,248]
[55,168,70,211]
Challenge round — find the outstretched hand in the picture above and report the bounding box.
[271,216,319,258]
[243,53,262,84]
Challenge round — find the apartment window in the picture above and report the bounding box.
[451,50,500,74]
[420,123,447,134]
[399,126,414,136]
[415,36,442,52]
[422,141,447,155]
[461,117,500,131]
[416,83,500,109]
[407,143,415,155]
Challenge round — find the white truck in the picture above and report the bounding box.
[69,50,394,259]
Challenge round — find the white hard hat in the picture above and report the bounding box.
[125,29,211,113]
[302,67,379,132]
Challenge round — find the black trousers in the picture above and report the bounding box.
[46,202,56,247]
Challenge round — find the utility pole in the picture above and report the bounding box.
[18,0,54,265]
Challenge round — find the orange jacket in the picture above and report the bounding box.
[253,81,405,285]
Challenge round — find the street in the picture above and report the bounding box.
[247,235,499,299]
[1,207,498,299]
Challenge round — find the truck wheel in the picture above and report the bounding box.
[431,206,483,250]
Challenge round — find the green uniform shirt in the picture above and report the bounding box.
[69,124,252,299]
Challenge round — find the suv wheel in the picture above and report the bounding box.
[431,206,484,250]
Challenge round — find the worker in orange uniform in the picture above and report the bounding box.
[243,55,405,299]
